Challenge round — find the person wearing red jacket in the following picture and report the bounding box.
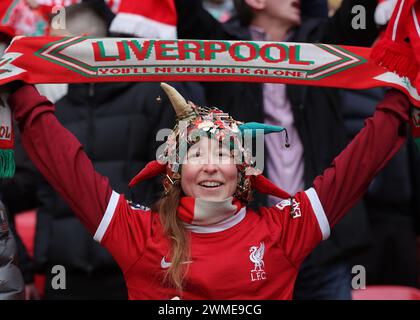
[4,81,411,299]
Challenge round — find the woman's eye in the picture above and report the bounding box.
[189,150,200,159]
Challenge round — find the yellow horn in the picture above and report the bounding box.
[161,83,193,118]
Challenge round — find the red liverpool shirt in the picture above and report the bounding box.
[94,189,329,299]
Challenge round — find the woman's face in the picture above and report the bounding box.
[181,137,238,201]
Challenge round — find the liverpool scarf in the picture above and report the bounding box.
[1,37,419,101]
[371,0,420,141]
[0,36,419,178]
[1,0,420,177]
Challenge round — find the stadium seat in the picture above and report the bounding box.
[352,285,420,300]
[14,210,36,256]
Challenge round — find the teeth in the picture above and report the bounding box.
[199,181,222,187]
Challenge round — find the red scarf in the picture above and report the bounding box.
[0,36,419,178]
[178,196,244,231]
[1,37,418,104]
[372,0,420,89]
[371,0,420,139]
[0,93,14,178]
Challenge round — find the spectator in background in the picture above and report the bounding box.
[328,0,343,16]
[0,201,25,300]
[342,91,420,289]
[0,145,40,300]
[336,0,419,289]
[0,0,49,36]
[203,0,234,22]
[1,1,70,299]
[7,0,204,299]
[302,0,328,18]
[174,0,379,299]
[0,25,40,300]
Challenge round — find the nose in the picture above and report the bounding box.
[202,163,219,174]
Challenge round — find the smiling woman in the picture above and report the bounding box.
[6,80,411,299]
[138,83,288,291]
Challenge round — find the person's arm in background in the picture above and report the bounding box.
[5,83,112,235]
[313,90,410,228]
[1,134,40,299]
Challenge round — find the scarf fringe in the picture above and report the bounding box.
[371,38,418,85]
[416,137,420,151]
[0,149,15,178]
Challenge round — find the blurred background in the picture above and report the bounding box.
[0,0,419,300]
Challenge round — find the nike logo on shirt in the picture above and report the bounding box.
[161,257,193,269]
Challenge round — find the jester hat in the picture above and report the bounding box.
[129,83,292,203]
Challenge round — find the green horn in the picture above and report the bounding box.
[239,122,285,135]
[239,122,289,147]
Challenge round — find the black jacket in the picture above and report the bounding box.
[174,0,379,265]
[0,201,24,300]
[341,88,420,221]
[1,132,38,284]
[31,82,204,275]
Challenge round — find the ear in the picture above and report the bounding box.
[244,0,266,10]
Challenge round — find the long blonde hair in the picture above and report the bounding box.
[156,183,191,293]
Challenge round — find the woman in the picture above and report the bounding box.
[5,82,410,299]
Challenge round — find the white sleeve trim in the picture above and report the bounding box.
[93,191,120,243]
[304,188,330,240]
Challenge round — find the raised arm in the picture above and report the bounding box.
[7,84,112,234]
[313,89,410,228]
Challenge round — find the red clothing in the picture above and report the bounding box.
[94,189,326,299]
[9,85,409,299]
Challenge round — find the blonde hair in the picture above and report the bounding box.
[157,183,191,293]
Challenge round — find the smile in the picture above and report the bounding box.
[198,181,224,188]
